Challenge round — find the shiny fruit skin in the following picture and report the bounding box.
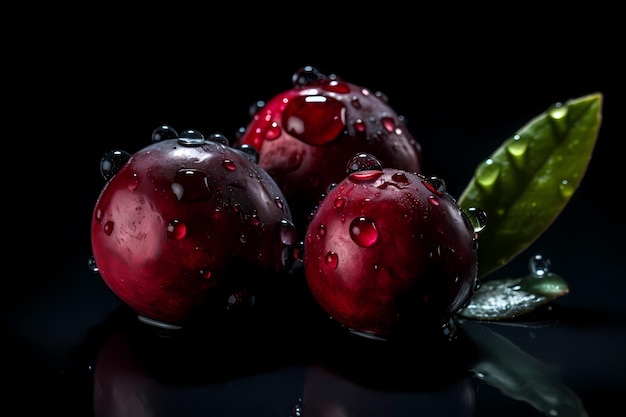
[91,136,295,326]
[234,65,422,234]
[303,166,478,339]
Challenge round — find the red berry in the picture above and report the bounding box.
[303,153,482,340]
[234,65,422,234]
[90,129,297,328]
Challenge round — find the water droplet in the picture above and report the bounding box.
[264,121,282,140]
[239,234,247,244]
[208,132,230,145]
[324,251,339,269]
[317,223,326,237]
[548,102,567,120]
[423,176,446,194]
[349,217,378,247]
[222,159,237,171]
[529,253,551,278]
[200,268,212,279]
[323,79,351,94]
[283,95,346,145]
[506,134,529,167]
[292,240,305,262]
[351,97,362,109]
[353,118,366,132]
[166,219,186,239]
[100,150,131,180]
[151,125,179,142]
[381,116,395,132]
[88,256,98,273]
[391,172,410,184]
[333,196,345,208]
[465,207,488,233]
[237,144,260,163]
[346,153,383,174]
[280,219,298,245]
[428,195,440,206]
[476,158,501,190]
[172,169,209,201]
[103,221,114,236]
[177,129,205,146]
[548,102,569,137]
[559,179,575,199]
[292,65,327,87]
[126,172,140,191]
[274,196,285,210]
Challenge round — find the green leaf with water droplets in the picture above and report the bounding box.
[459,93,602,279]
[458,272,569,320]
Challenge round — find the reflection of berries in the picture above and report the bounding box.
[90,128,297,327]
[303,153,483,340]
[234,65,422,235]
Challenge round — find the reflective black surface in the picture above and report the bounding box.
[8,20,624,416]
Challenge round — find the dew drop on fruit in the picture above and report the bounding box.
[280,218,298,245]
[346,153,383,174]
[172,169,210,201]
[423,176,446,195]
[292,240,305,263]
[237,144,260,163]
[349,217,379,247]
[88,256,98,273]
[353,118,366,132]
[151,125,178,142]
[333,196,345,208]
[222,159,237,171]
[264,121,282,140]
[381,116,395,132]
[177,129,205,146]
[324,251,339,269]
[103,221,114,236]
[127,172,141,191]
[391,172,410,184]
[476,158,501,190]
[323,79,351,94]
[283,95,346,146]
[209,132,229,145]
[292,65,327,87]
[529,253,551,278]
[100,150,131,180]
[274,196,285,210]
[428,195,440,206]
[166,219,186,240]
[465,207,488,233]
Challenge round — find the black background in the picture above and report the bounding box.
[6,8,624,416]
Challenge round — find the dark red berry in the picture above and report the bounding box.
[303,154,481,340]
[90,129,297,327]
[234,65,422,234]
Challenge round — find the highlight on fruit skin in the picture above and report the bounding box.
[302,153,487,340]
[90,127,298,328]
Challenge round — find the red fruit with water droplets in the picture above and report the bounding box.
[303,154,482,340]
[234,65,422,234]
[90,129,297,327]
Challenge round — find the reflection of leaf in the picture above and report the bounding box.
[458,272,569,320]
[459,93,603,279]
[462,321,589,417]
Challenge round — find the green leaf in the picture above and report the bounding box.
[458,271,569,320]
[459,93,603,279]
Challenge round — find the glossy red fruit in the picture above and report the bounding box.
[90,128,297,328]
[303,153,483,340]
[234,65,422,234]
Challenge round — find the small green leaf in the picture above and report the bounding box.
[458,272,569,320]
[459,93,603,279]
